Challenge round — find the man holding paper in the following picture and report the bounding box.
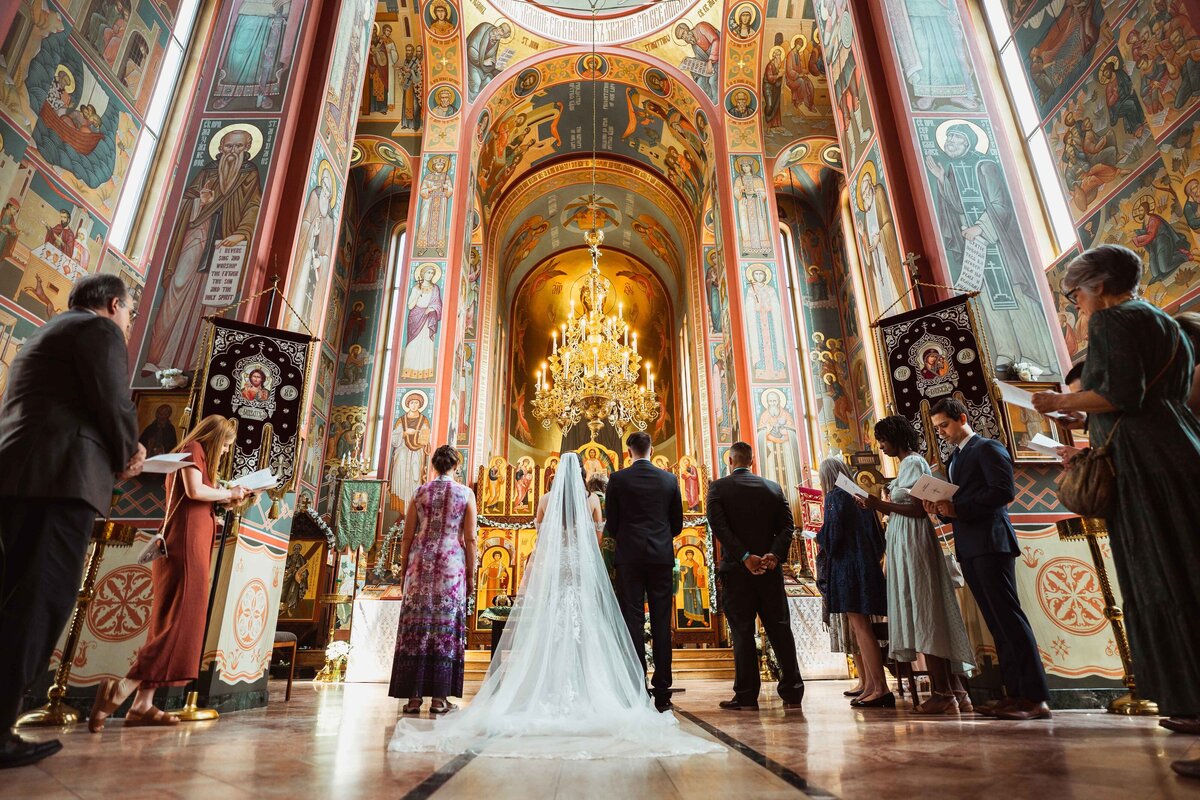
[926,398,1051,721]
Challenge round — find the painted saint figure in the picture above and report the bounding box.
[466,22,512,99]
[756,389,801,494]
[732,157,771,256]
[144,128,263,373]
[401,264,443,380]
[674,22,720,101]
[285,164,336,332]
[855,166,903,315]
[414,156,452,256]
[389,391,432,510]
[745,267,787,381]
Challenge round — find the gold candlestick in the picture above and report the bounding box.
[1056,516,1158,716]
[16,519,137,728]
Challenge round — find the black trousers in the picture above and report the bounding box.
[721,568,805,704]
[961,553,1050,703]
[0,497,96,730]
[615,562,673,700]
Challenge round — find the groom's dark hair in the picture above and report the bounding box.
[626,431,652,457]
[729,441,753,466]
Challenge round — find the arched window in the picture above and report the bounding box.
[976,0,1077,253]
[371,226,408,471]
[108,0,204,256]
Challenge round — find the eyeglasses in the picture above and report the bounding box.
[1062,287,1080,307]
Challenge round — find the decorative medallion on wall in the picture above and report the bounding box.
[1036,557,1107,636]
[86,565,153,643]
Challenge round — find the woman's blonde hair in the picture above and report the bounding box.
[175,415,236,482]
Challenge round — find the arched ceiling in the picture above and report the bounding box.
[490,158,694,308]
[349,136,412,210]
[473,51,715,220]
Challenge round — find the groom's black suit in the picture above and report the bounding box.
[707,467,804,705]
[605,458,683,704]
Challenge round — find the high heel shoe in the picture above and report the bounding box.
[852,692,897,708]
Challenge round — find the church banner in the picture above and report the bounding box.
[875,295,1004,468]
[194,317,316,485]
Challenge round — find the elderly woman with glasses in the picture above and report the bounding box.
[1032,245,1200,780]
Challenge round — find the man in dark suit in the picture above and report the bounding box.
[926,398,1050,721]
[707,441,804,710]
[0,274,144,767]
[605,431,682,711]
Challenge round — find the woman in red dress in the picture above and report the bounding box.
[89,415,250,730]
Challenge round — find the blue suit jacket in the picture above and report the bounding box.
[943,435,1019,560]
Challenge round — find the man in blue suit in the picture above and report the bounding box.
[926,398,1051,721]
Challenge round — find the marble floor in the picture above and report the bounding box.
[6,680,1200,799]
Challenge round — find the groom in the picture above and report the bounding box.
[605,431,683,712]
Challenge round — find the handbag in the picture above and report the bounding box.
[936,527,965,589]
[1057,332,1180,518]
[137,475,185,565]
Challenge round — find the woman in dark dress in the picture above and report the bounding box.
[815,458,890,707]
[1033,245,1200,779]
[90,415,248,731]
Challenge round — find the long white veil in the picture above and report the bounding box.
[388,452,722,759]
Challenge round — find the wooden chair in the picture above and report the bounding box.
[271,631,298,701]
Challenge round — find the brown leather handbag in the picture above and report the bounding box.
[1058,333,1180,518]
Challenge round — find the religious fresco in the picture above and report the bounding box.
[412,153,454,258]
[0,13,141,219]
[1011,0,1111,118]
[319,0,374,166]
[206,0,306,113]
[137,119,279,376]
[1114,0,1200,138]
[881,0,982,113]
[813,0,874,171]
[849,144,908,321]
[283,143,341,334]
[507,250,675,455]
[754,386,803,494]
[1076,156,1200,310]
[386,387,433,511]
[760,6,834,158]
[1045,47,1157,219]
[1045,246,1088,362]
[70,0,171,115]
[358,6,423,135]
[463,18,515,102]
[741,261,789,382]
[731,156,773,258]
[397,261,445,383]
[914,117,1058,372]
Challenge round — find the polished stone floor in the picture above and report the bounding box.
[6,680,1200,799]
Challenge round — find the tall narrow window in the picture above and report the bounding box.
[976,0,1076,253]
[372,228,407,470]
[678,320,693,457]
[108,0,204,254]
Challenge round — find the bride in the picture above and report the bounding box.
[388,452,722,759]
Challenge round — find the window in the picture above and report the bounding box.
[678,320,693,456]
[108,0,203,253]
[778,225,822,463]
[977,0,1076,252]
[372,227,408,470]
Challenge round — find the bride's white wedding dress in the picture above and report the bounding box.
[388,452,722,759]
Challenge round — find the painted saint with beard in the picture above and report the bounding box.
[284,161,337,332]
[144,126,263,372]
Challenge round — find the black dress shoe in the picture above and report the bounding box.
[851,692,897,708]
[655,700,675,713]
[1160,716,1200,735]
[0,734,63,770]
[719,698,759,710]
[1172,758,1200,779]
[843,689,864,697]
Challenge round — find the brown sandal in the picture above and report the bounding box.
[430,700,456,714]
[402,701,423,714]
[913,693,959,715]
[124,706,181,727]
[88,678,122,733]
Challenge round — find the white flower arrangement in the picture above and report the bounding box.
[156,368,188,389]
[325,640,352,661]
[1011,361,1044,382]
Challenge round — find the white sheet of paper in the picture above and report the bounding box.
[800,529,818,540]
[834,472,867,499]
[998,381,1072,421]
[230,469,277,491]
[141,454,195,474]
[1027,433,1062,458]
[907,474,959,502]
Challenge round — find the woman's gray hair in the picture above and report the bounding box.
[1062,244,1142,297]
[818,457,854,495]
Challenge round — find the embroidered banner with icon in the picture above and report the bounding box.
[194,317,315,485]
[336,479,384,551]
[875,295,1004,468]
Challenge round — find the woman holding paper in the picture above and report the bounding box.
[90,415,249,731]
[858,417,975,714]
[1033,245,1200,774]
[815,458,890,707]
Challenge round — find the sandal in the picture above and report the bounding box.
[402,701,423,714]
[88,678,122,733]
[124,706,180,727]
[430,700,457,715]
[913,693,959,715]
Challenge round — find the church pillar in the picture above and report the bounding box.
[116,0,374,710]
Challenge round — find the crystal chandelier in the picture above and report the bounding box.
[529,5,658,442]
[531,230,659,441]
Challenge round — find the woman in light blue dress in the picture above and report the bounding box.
[859,416,975,714]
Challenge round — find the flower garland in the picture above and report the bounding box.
[372,521,404,581]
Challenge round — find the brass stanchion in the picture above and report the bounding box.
[1056,516,1158,716]
[314,594,353,683]
[16,516,138,728]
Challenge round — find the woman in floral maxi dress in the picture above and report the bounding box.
[389,446,477,714]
